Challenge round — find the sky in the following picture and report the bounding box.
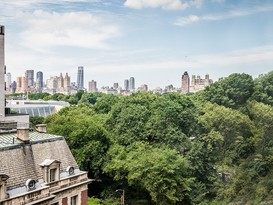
[1,0,273,89]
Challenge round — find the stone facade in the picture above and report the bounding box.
[181,71,190,94]
[0,130,91,205]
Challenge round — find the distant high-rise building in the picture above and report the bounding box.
[129,77,135,91]
[0,25,4,119]
[113,83,119,89]
[190,74,213,93]
[11,81,16,93]
[46,76,58,90]
[57,73,64,89]
[139,84,148,92]
[88,80,98,93]
[64,73,70,89]
[124,79,129,91]
[77,66,84,90]
[25,69,34,87]
[16,76,27,93]
[181,71,190,94]
[36,71,43,92]
[5,72,11,90]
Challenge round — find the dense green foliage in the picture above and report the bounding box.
[40,72,273,204]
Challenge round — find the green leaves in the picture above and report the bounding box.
[41,72,273,204]
[103,142,192,205]
[201,73,254,109]
[107,92,196,150]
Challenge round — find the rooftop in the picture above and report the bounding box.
[0,131,63,150]
[0,130,79,191]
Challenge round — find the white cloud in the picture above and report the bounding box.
[174,15,199,26]
[124,0,203,10]
[2,0,92,8]
[18,10,120,50]
[211,0,225,3]
[175,5,273,26]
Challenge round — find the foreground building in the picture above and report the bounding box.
[0,123,91,205]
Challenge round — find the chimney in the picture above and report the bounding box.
[36,124,47,133]
[17,127,29,142]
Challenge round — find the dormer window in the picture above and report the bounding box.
[0,174,9,200]
[40,159,61,183]
[50,168,57,182]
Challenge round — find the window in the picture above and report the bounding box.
[0,184,2,200]
[26,179,36,191]
[70,195,78,205]
[50,168,57,182]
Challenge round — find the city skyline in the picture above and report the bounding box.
[1,0,273,89]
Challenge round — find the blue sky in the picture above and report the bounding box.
[1,0,273,89]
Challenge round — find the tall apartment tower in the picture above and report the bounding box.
[113,83,119,89]
[25,69,34,87]
[16,76,28,93]
[36,71,43,92]
[181,71,190,94]
[64,73,70,89]
[0,25,5,120]
[88,80,98,93]
[124,79,129,91]
[77,66,84,90]
[129,77,135,91]
[46,76,58,90]
[57,73,64,89]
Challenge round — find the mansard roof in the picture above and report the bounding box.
[0,131,78,190]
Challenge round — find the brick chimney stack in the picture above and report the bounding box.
[17,127,30,142]
[36,124,47,133]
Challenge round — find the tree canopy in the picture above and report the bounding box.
[38,71,273,205]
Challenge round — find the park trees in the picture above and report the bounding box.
[103,142,193,205]
[42,71,273,204]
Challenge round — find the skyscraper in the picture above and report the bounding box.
[36,71,43,92]
[0,25,5,120]
[124,79,129,91]
[16,76,27,93]
[88,80,98,93]
[64,73,70,89]
[113,83,119,89]
[77,66,84,90]
[129,77,135,91]
[25,69,34,87]
[57,73,64,89]
[46,76,58,90]
[181,71,190,94]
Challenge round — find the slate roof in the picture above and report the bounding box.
[0,131,79,190]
